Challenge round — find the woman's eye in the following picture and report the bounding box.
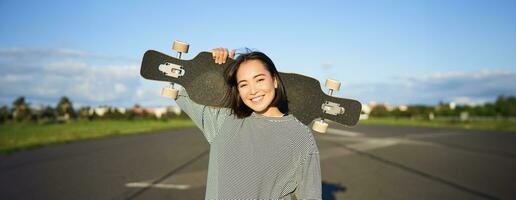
[258,79,264,82]
[239,84,247,88]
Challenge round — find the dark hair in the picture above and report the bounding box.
[222,51,289,118]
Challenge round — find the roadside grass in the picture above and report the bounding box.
[0,119,195,155]
[360,117,516,132]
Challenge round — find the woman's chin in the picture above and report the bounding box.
[246,105,267,114]
[251,107,267,114]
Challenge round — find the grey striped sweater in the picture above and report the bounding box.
[176,89,321,200]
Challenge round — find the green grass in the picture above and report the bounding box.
[0,119,195,154]
[360,117,516,132]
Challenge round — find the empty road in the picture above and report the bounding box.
[1,123,515,200]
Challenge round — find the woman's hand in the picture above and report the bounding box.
[212,48,236,64]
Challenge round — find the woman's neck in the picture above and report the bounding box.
[255,107,284,117]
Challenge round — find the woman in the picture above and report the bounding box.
[175,47,321,199]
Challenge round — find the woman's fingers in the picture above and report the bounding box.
[214,48,220,64]
[217,48,223,64]
[211,48,216,63]
[222,48,228,63]
[212,48,220,64]
[211,47,230,64]
[215,48,221,64]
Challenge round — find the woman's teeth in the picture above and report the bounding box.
[251,96,264,103]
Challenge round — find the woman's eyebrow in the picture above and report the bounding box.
[237,74,266,84]
[254,74,266,78]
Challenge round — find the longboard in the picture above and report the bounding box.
[140,49,362,131]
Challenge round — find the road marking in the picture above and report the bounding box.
[326,128,364,137]
[126,170,207,190]
[348,138,399,151]
[320,139,402,160]
[318,128,452,160]
[126,182,191,189]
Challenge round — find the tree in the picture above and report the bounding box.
[77,106,92,120]
[56,96,76,121]
[41,106,57,122]
[390,108,410,118]
[495,96,516,117]
[370,105,389,117]
[406,105,433,118]
[434,102,457,117]
[12,96,31,121]
[0,105,10,123]
[103,107,125,120]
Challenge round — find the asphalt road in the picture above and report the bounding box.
[1,123,515,200]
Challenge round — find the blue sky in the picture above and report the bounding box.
[1,0,515,107]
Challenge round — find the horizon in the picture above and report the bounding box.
[4,93,511,110]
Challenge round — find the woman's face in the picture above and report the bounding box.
[236,60,278,114]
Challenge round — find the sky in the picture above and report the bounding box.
[1,0,515,108]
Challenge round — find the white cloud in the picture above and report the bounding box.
[44,61,89,73]
[0,48,149,107]
[345,69,516,105]
[114,83,128,94]
[0,48,133,62]
[451,96,483,106]
[3,74,32,82]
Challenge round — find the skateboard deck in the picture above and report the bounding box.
[140,50,362,127]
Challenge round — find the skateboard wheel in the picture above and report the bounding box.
[161,87,178,100]
[312,120,328,133]
[325,79,341,91]
[172,40,189,54]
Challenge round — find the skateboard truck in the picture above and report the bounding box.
[322,101,345,115]
[161,40,189,100]
[160,62,185,78]
[312,79,343,133]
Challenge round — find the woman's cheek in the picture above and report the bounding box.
[238,87,247,97]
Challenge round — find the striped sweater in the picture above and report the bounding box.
[176,88,321,200]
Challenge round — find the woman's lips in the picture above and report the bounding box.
[251,95,264,104]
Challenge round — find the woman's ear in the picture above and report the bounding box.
[274,77,278,89]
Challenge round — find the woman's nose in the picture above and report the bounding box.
[249,84,258,94]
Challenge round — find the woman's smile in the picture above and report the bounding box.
[236,59,282,116]
[250,95,264,103]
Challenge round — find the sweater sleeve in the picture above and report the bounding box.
[294,149,322,200]
[175,88,231,144]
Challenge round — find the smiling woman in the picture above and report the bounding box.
[221,50,289,118]
[174,48,322,199]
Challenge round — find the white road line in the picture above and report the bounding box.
[319,139,402,160]
[125,182,191,189]
[326,128,364,137]
[348,139,400,151]
[126,170,207,190]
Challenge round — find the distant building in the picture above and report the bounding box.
[360,104,371,120]
[167,106,181,115]
[449,102,456,110]
[81,105,182,118]
[360,102,408,120]
[131,105,181,119]
[145,107,167,118]
[90,107,109,116]
[116,107,126,114]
